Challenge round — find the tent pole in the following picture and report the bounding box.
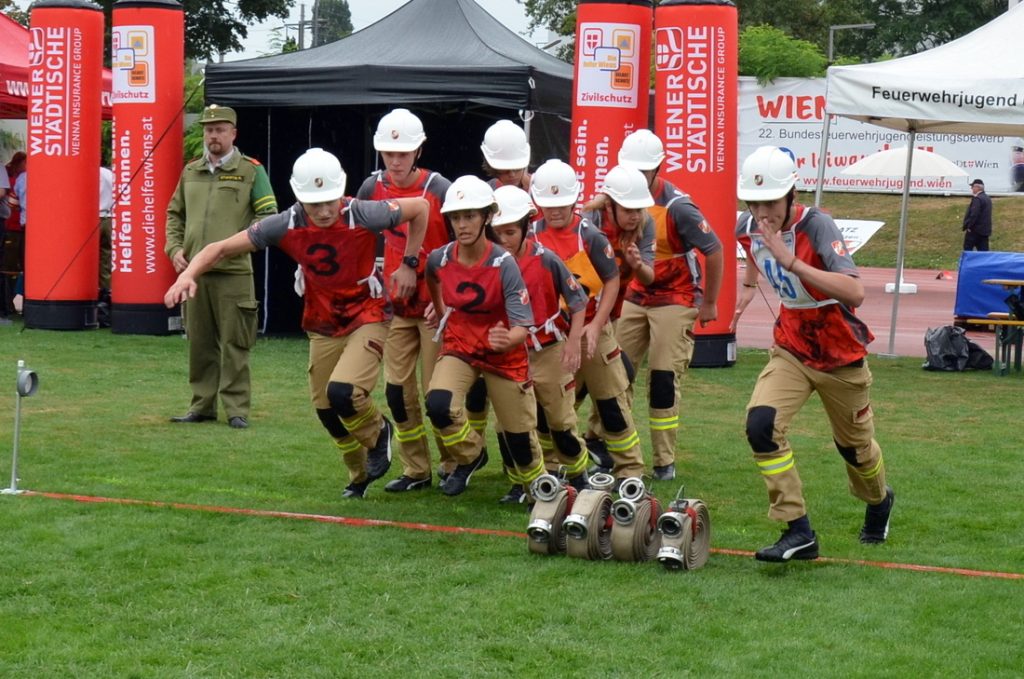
[814,113,831,207]
[261,108,273,335]
[884,130,916,357]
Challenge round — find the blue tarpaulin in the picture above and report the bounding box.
[954,251,1024,318]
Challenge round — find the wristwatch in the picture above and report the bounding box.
[401,255,420,269]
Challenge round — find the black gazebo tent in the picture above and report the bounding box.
[205,0,573,333]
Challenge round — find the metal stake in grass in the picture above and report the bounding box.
[3,360,39,495]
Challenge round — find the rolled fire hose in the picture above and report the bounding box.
[563,489,614,560]
[610,477,662,562]
[610,496,663,562]
[657,497,712,571]
[527,474,577,555]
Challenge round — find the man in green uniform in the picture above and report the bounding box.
[165,105,278,429]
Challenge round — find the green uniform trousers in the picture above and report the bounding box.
[183,271,258,420]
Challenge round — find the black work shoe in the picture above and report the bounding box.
[342,480,369,499]
[755,529,820,562]
[228,416,248,429]
[366,418,394,482]
[586,437,613,473]
[653,464,676,481]
[860,486,895,544]
[385,475,431,492]
[498,484,527,504]
[170,412,216,423]
[441,449,489,497]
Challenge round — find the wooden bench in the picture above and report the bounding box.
[965,315,1024,375]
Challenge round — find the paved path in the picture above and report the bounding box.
[735,266,976,359]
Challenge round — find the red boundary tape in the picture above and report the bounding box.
[21,490,1024,581]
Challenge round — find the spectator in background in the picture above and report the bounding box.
[0,156,10,226]
[98,165,115,327]
[4,152,25,230]
[962,178,992,251]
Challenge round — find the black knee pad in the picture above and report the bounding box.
[551,429,582,458]
[535,403,550,434]
[503,431,534,467]
[745,406,780,453]
[424,389,454,429]
[649,369,676,410]
[327,381,357,418]
[834,439,860,467]
[621,351,636,384]
[596,396,628,434]
[466,377,488,413]
[385,383,408,423]
[315,408,349,439]
[496,432,515,468]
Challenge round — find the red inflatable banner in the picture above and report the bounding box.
[24,0,104,330]
[571,0,653,203]
[654,0,738,366]
[111,0,184,334]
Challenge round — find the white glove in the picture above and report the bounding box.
[359,271,384,299]
[293,265,305,296]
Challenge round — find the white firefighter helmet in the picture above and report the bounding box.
[531,159,580,208]
[492,185,538,226]
[737,145,799,201]
[290,148,346,203]
[441,175,497,214]
[373,108,427,152]
[481,120,531,170]
[599,165,655,209]
[617,129,665,171]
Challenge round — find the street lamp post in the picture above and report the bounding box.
[828,23,876,62]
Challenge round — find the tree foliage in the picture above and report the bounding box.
[739,25,826,85]
[313,0,352,47]
[0,0,28,26]
[89,0,292,61]
[520,0,1008,73]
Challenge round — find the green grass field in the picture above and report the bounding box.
[1,322,1022,677]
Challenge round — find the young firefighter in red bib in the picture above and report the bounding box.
[732,145,894,562]
[489,185,589,503]
[481,120,532,191]
[165,148,429,499]
[424,176,546,497]
[356,108,461,493]
[531,159,648,484]
[577,165,656,475]
[613,129,723,481]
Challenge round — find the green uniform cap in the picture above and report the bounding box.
[200,104,237,126]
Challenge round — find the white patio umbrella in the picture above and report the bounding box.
[841,145,967,356]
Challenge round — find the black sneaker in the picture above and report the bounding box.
[384,475,431,492]
[436,465,452,483]
[653,464,676,481]
[755,529,820,562]
[586,437,613,473]
[498,484,526,504]
[441,449,489,497]
[366,417,393,481]
[860,486,895,544]
[342,480,369,499]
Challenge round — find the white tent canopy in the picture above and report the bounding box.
[816,3,1024,356]
[826,3,1024,136]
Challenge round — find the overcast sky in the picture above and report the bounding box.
[237,0,548,61]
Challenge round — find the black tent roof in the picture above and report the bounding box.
[205,0,573,114]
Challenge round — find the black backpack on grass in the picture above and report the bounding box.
[922,326,993,372]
